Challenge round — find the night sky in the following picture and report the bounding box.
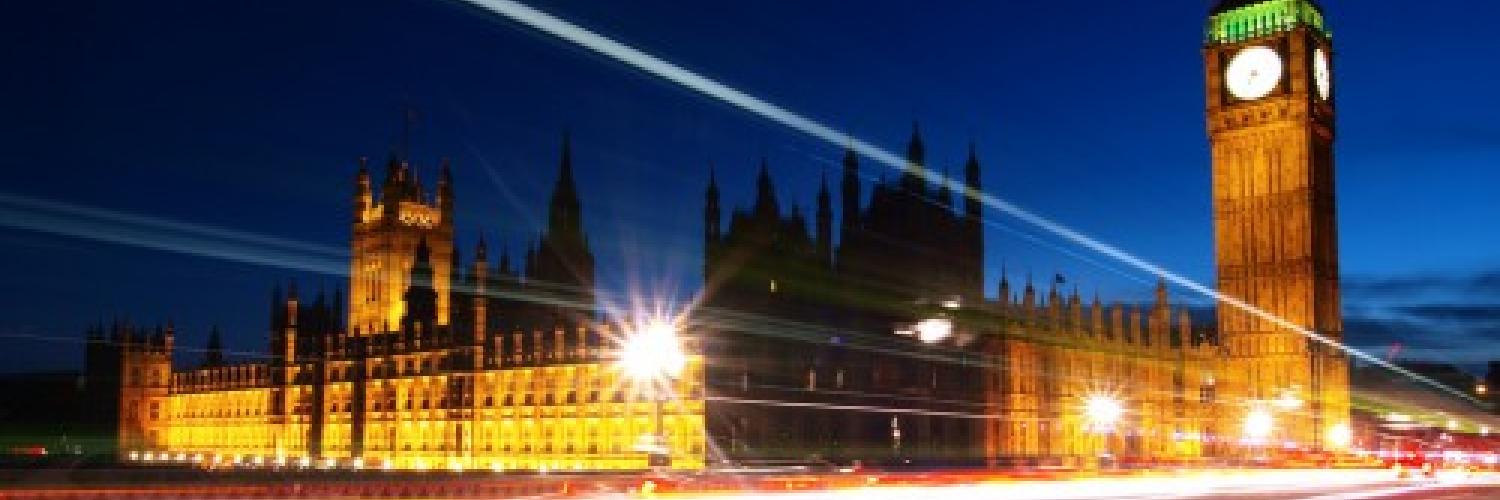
[2,0,1497,373]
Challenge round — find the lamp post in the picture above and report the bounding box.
[618,318,686,470]
[1328,422,1353,451]
[1244,408,1274,465]
[1085,393,1124,469]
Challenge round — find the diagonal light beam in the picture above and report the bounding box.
[455,0,1480,405]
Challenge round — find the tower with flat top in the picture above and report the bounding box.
[349,156,455,333]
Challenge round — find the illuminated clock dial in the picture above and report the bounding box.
[1313,48,1331,100]
[1225,46,1283,101]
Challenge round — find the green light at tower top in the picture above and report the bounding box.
[1207,0,1329,45]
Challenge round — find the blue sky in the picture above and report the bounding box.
[1,0,1497,372]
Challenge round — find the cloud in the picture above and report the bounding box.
[1352,347,1500,367]
[1342,293,1500,371]
[1339,269,1500,368]
[1343,271,1500,300]
[1397,304,1500,326]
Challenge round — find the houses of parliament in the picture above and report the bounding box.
[86,0,1349,471]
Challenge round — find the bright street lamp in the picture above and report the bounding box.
[1244,408,1274,443]
[617,317,685,469]
[912,317,953,344]
[1084,393,1123,469]
[619,319,686,381]
[1328,422,1353,450]
[1085,394,1124,432]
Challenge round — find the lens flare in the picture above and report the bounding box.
[1244,409,1274,442]
[1085,393,1124,431]
[617,317,686,381]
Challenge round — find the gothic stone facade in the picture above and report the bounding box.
[98,0,1350,470]
[102,141,706,471]
[702,128,1219,466]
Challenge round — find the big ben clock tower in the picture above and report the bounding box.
[1204,0,1350,452]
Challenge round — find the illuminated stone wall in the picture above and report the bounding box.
[138,351,706,471]
[984,282,1217,465]
[350,159,454,332]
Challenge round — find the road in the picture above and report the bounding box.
[653,470,1500,500]
[2,469,1497,499]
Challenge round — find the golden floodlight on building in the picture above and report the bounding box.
[1327,422,1353,450]
[913,318,954,344]
[1084,393,1125,432]
[618,318,686,382]
[1244,409,1274,444]
[616,315,686,468]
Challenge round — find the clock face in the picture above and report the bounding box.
[1225,46,1283,101]
[1313,48,1331,100]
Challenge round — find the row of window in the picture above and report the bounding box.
[171,389,703,419]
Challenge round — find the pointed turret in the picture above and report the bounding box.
[964,141,982,222]
[355,157,373,222]
[469,237,490,347]
[412,238,433,287]
[162,321,175,354]
[205,325,225,367]
[753,158,779,221]
[498,242,513,276]
[280,280,300,364]
[1048,277,1061,304]
[901,122,927,196]
[1178,307,1194,347]
[382,151,401,187]
[963,142,985,299]
[1069,286,1083,331]
[1022,273,1036,320]
[816,171,833,267]
[402,237,438,334]
[1130,304,1144,346]
[1090,292,1104,337]
[1110,302,1125,342]
[449,243,466,339]
[312,285,329,339]
[331,286,345,332]
[534,132,597,322]
[840,145,861,239]
[997,264,1012,312]
[1150,278,1170,348]
[437,157,454,216]
[380,153,405,219]
[705,165,721,244]
[548,132,583,241]
[1047,277,1062,326]
[523,240,537,280]
[270,284,286,332]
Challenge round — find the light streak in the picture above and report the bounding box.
[0,191,347,276]
[653,469,1440,500]
[707,395,996,420]
[453,0,1479,404]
